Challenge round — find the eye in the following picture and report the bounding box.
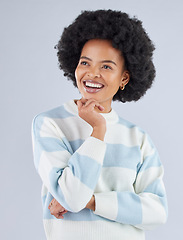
[102,65,112,70]
[80,61,89,66]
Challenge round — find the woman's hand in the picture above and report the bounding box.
[77,98,106,141]
[85,195,95,211]
[48,198,68,219]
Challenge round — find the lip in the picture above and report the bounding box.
[82,80,104,93]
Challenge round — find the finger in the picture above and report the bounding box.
[76,100,82,110]
[80,98,88,104]
[57,214,64,219]
[97,105,105,111]
[54,212,65,219]
[48,201,53,209]
[83,98,95,107]
[77,98,87,108]
[58,210,67,219]
[84,99,104,111]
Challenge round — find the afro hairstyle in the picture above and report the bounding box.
[56,9,156,102]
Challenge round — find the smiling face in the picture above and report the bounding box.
[75,39,130,112]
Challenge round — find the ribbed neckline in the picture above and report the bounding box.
[64,99,119,124]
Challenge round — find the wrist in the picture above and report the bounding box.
[91,126,106,141]
[86,195,95,211]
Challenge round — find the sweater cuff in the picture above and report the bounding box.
[93,192,118,221]
[77,137,106,165]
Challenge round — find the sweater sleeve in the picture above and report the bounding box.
[32,114,106,213]
[93,134,168,230]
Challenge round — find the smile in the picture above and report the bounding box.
[83,80,104,93]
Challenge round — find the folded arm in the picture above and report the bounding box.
[32,114,106,212]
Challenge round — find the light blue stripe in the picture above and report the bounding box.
[42,195,111,221]
[33,137,71,170]
[33,136,74,170]
[68,152,102,189]
[144,179,164,197]
[69,139,84,152]
[42,192,69,219]
[160,195,168,217]
[36,137,67,152]
[32,113,74,168]
[41,105,74,119]
[33,113,73,153]
[42,194,54,219]
[116,192,142,225]
[144,179,168,217]
[42,191,112,221]
[138,151,162,172]
[104,144,141,170]
[49,167,73,212]
[118,116,136,128]
[61,209,110,221]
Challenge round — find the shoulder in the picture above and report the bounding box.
[33,101,76,123]
[117,115,145,134]
[116,115,155,148]
[32,101,76,135]
[36,103,75,119]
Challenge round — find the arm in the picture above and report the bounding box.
[32,99,106,213]
[49,195,95,219]
[92,134,168,230]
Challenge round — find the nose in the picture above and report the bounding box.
[87,66,101,78]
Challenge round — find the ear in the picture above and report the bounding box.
[120,71,130,88]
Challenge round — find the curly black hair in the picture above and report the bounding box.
[56,9,155,102]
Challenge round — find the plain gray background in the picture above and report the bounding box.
[1,0,182,239]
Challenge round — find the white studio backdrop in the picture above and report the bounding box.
[0,0,182,239]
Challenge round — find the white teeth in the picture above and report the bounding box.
[85,81,103,88]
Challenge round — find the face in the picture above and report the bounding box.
[75,39,129,112]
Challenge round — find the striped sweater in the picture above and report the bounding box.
[32,100,168,240]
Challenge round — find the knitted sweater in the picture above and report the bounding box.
[32,100,168,240]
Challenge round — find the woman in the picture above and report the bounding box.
[32,10,168,240]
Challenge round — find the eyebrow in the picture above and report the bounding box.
[80,56,117,66]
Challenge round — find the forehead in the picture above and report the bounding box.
[81,39,124,62]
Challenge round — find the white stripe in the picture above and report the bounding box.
[138,193,167,230]
[76,137,106,164]
[94,191,118,221]
[53,117,92,141]
[105,124,143,147]
[38,152,52,189]
[39,116,155,161]
[40,117,66,139]
[58,168,93,212]
[43,116,150,152]
[140,133,156,160]
[38,150,70,190]
[43,219,145,240]
[135,166,164,193]
[95,167,136,192]
[41,150,70,169]
[41,184,48,197]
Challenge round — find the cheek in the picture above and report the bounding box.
[105,73,122,86]
[75,67,79,80]
[75,67,85,81]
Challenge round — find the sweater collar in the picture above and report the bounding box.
[64,99,119,124]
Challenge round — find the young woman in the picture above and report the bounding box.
[32,10,168,240]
